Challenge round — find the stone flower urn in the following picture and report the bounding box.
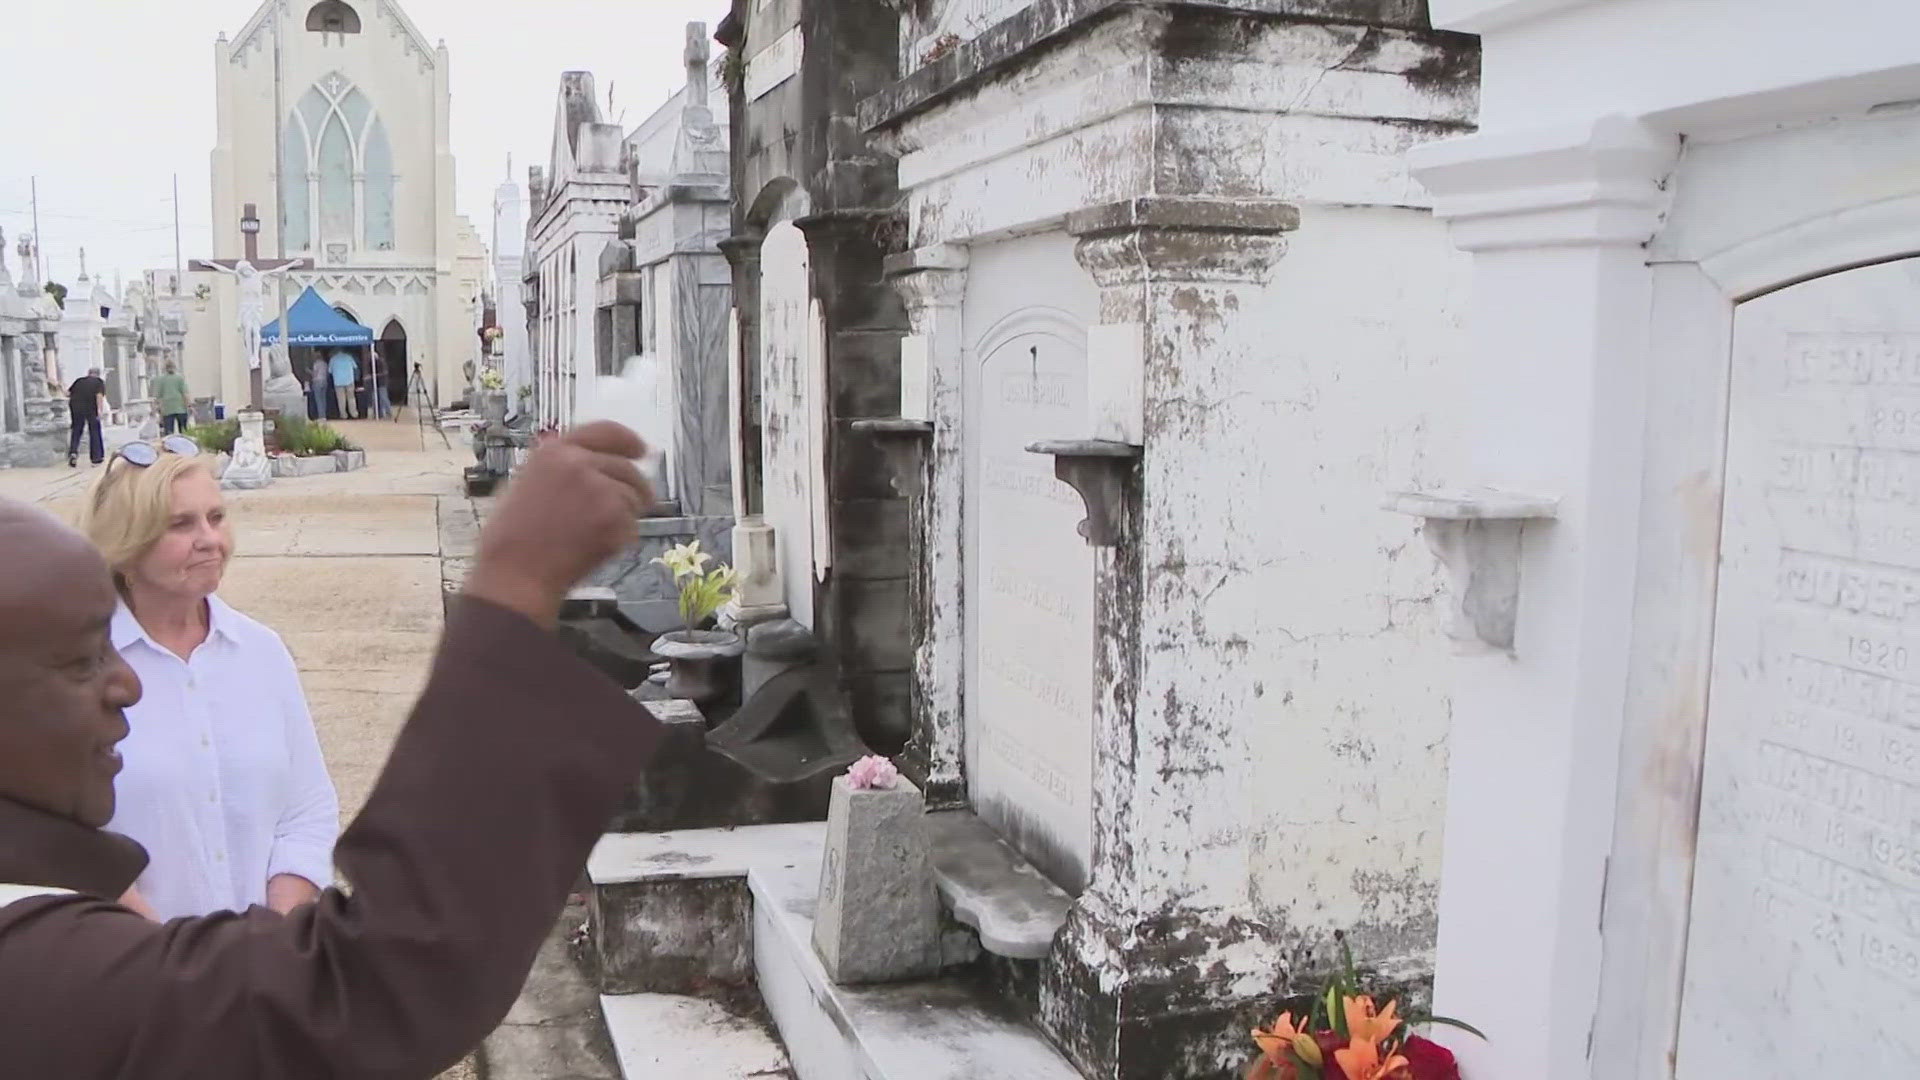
[479,391,509,425]
[652,628,746,706]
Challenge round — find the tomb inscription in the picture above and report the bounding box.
[1678,260,1920,1077]
[964,324,1095,891]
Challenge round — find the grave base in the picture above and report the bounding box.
[1040,906,1282,1080]
[588,824,1077,1080]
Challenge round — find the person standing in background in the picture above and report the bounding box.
[327,349,358,420]
[308,356,330,421]
[370,349,392,419]
[67,367,108,468]
[153,364,191,436]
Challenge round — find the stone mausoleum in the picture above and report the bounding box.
[527,26,737,620]
[0,233,68,468]
[584,2,1480,1079]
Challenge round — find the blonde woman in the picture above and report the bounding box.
[81,436,338,920]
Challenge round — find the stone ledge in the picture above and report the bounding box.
[587,823,1077,1078]
[752,846,1080,1080]
[926,811,1074,961]
[588,823,827,887]
[861,0,1437,132]
[1065,196,1300,238]
[599,993,791,1078]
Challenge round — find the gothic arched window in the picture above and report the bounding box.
[305,2,362,34]
[283,72,397,254]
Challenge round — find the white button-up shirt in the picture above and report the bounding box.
[107,596,340,921]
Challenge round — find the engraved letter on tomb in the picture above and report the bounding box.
[1677,259,1920,1077]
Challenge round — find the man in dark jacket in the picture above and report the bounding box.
[67,366,108,467]
[0,421,661,1079]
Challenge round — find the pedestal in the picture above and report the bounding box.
[221,409,274,490]
[811,774,941,984]
[724,516,789,627]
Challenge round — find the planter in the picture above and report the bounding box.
[331,448,367,472]
[652,629,747,707]
[271,453,339,478]
[478,391,509,425]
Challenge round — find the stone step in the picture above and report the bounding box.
[600,992,792,1079]
[925,810,1073,961]
[587,824,1083,1080]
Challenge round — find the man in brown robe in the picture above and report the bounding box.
[0,422,662,1079]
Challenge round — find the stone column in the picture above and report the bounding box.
[1040,197,1295,1080]
[718,234,785,626]
[795,209,914,752]
[1408,117,1677,1080]
[718,235,763,517]
[885,244,968,806]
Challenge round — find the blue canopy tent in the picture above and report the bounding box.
[261,286,374,346]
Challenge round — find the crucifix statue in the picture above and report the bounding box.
[190,203,312,410]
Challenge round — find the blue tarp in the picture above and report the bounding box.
[262,287,374,346]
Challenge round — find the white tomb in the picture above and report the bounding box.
[1410,1,1920,1076]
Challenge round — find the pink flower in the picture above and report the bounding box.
[846,755,900,791]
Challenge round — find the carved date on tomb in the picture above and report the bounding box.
[1677,261,1920,1078]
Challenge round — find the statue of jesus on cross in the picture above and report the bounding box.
[190,202,312,409]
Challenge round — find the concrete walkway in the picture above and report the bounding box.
[0,415,482,1080]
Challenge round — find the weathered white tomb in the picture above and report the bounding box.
[662,0,1480,1077]
[0,232,68,468]
[1409,0,1920,1077]
[526,29,737,619]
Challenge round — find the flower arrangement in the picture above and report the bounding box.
[651,541,739,629]
[482,326,504,341]
[478,367,505,392]
[845,755,900,790]
[1245,936,1478,1080]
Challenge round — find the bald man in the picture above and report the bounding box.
[0,423,664,1079]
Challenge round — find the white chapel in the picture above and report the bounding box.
[186,0,486,412]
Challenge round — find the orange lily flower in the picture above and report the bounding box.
[1252,1011,1305,1060]
[1334,1036,1411,1080]
[1342,996,1402,1047]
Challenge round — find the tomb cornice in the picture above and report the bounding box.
[1068,196,1296,286]
[861,0,1444,133]
[1411,115,1680,252]
[716,235,763,273]
[883,244,969,312]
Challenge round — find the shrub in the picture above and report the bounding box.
[186,419,239,454]
[273,415,356,456]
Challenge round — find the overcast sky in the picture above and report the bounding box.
[0,0,726,292]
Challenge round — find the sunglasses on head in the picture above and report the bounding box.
[116,435,201,467]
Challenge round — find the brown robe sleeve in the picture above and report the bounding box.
[0,597,661,1080]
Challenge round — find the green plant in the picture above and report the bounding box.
[186,419,239,454]
[43,281,67,309]
[272,415,356,457]
[652,541,739,630]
